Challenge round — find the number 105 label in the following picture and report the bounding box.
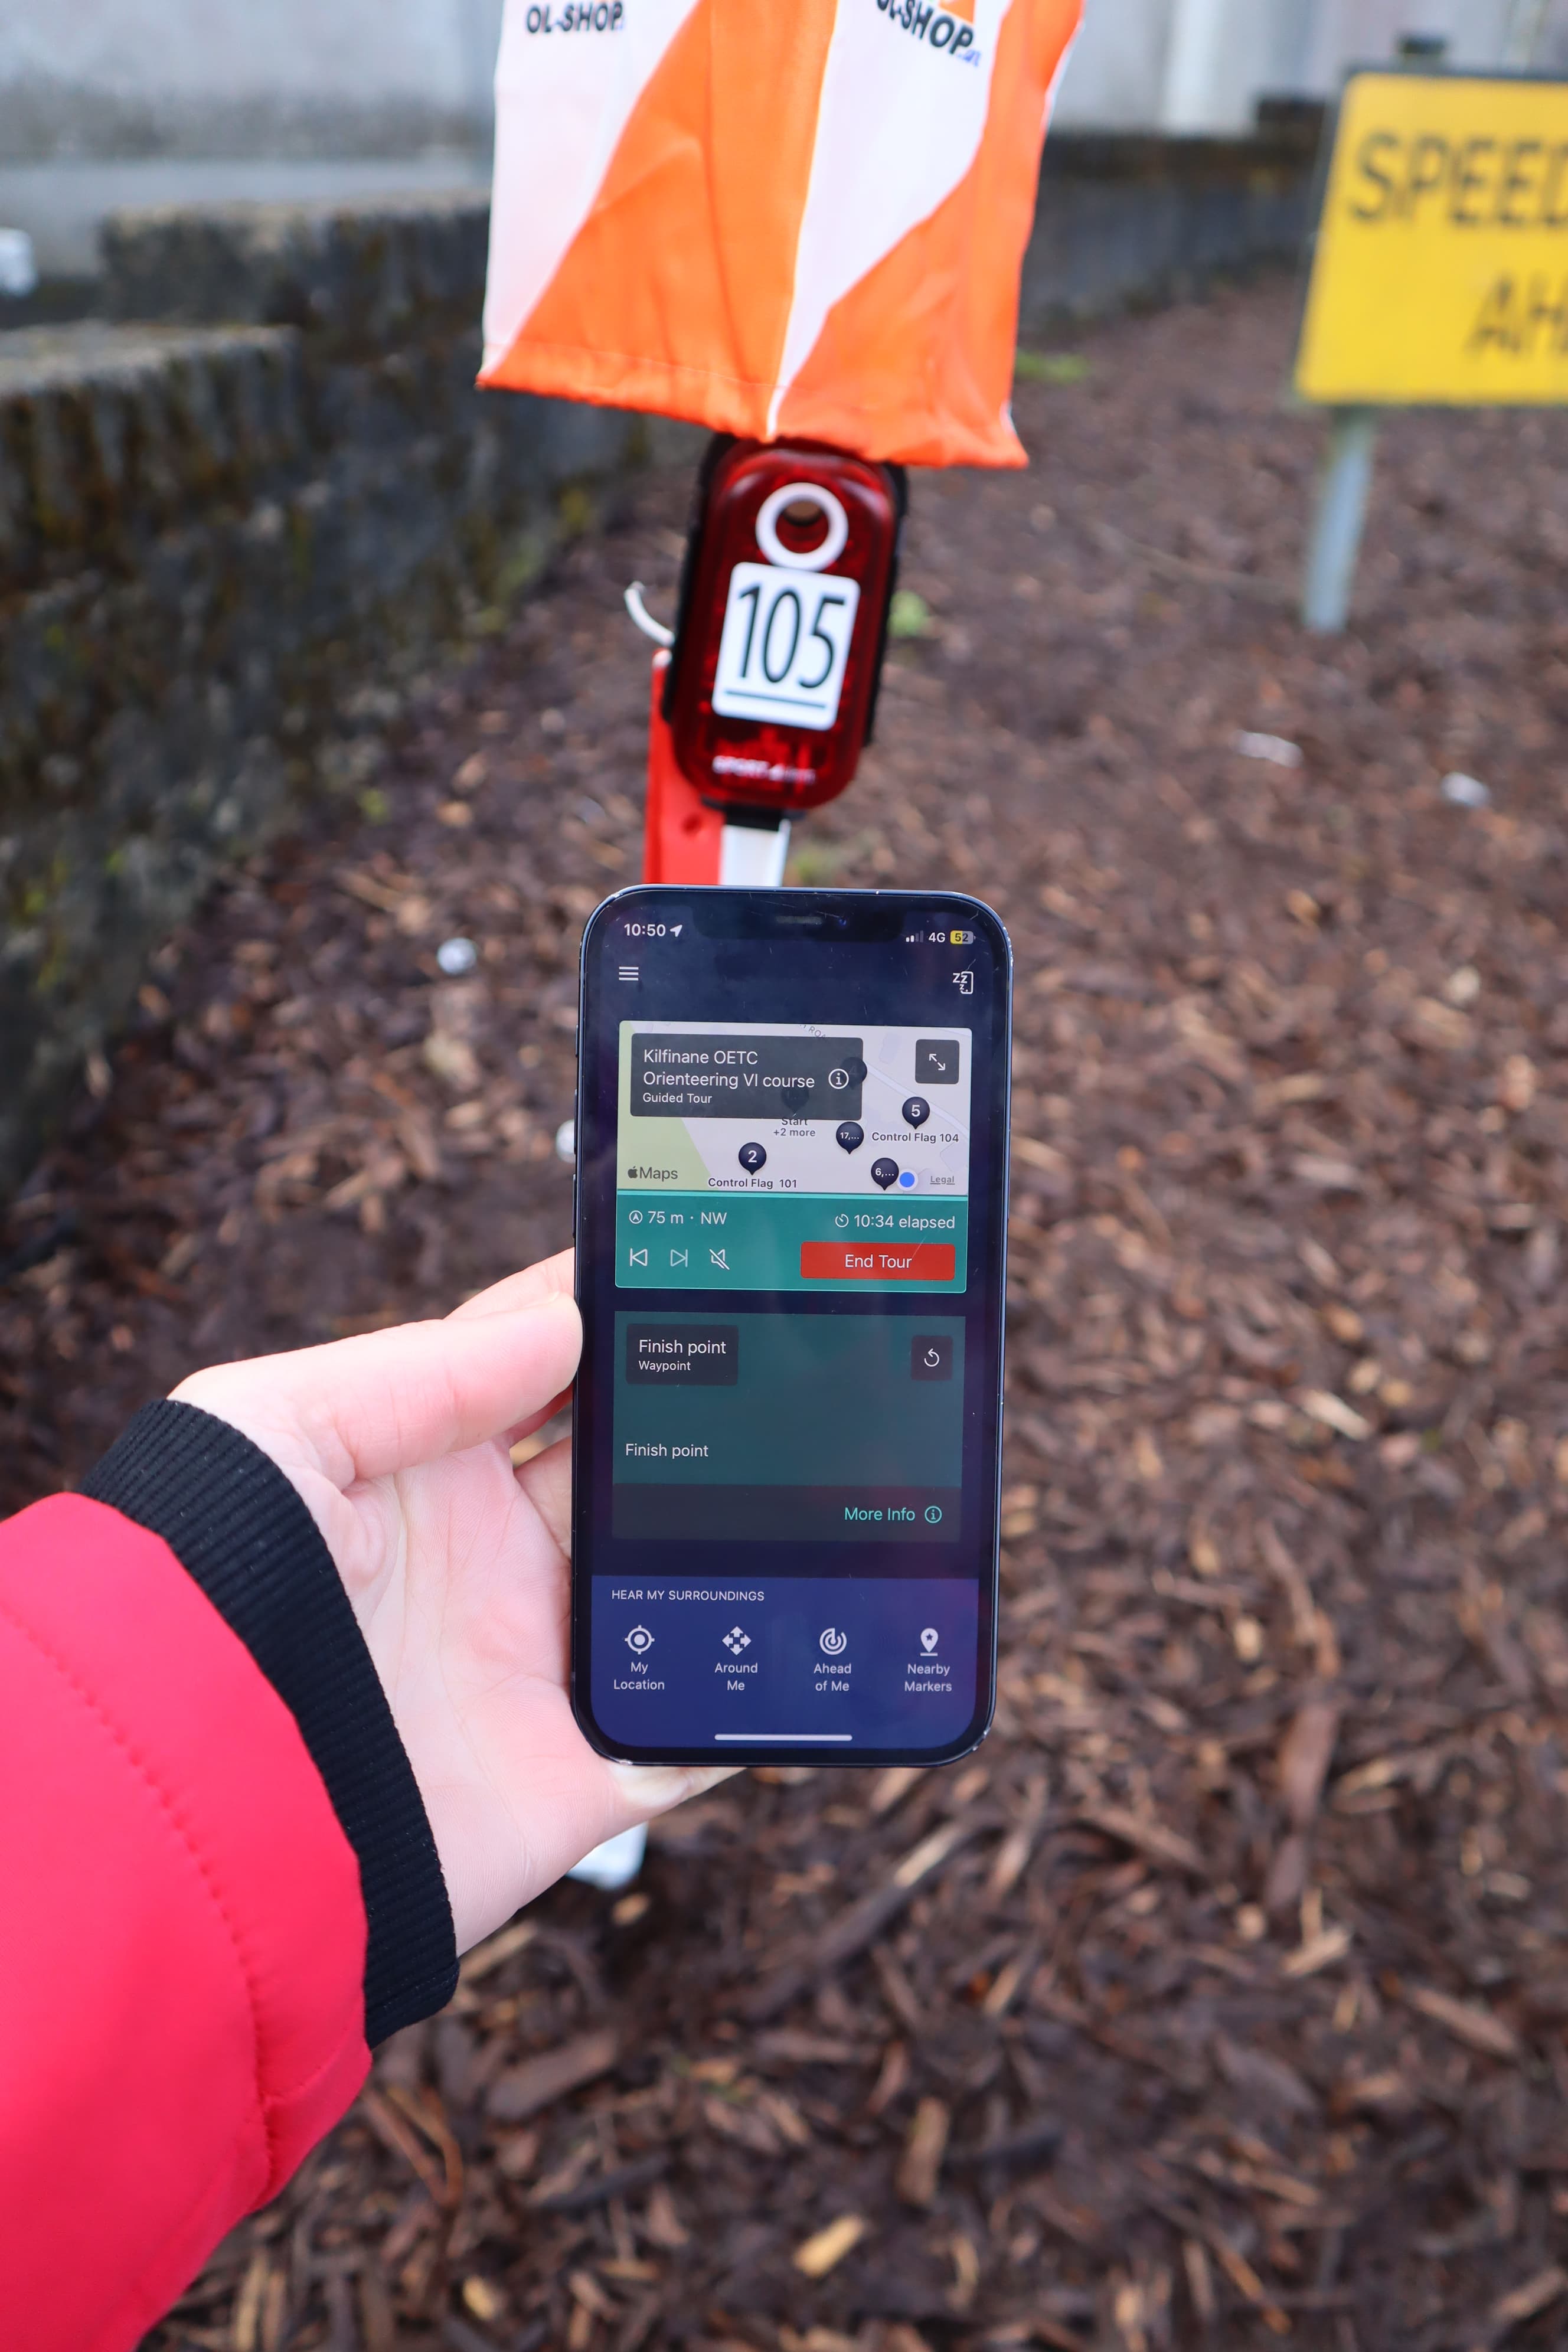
[711,563,861,732]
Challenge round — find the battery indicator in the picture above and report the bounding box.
[950,929,975,945]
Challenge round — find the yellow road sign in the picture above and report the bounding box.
[1296,69,1568,405]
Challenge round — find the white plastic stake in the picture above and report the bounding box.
[1301,406,1378,634]
[567,1822,648,1889]
[719,818,791,888]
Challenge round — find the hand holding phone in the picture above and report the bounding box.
[571,889,1011,1769]
[174,1253,731,1955]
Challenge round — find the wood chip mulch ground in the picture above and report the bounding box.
[6,277,1568,2352]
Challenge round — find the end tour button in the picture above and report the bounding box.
[800,1241,957,1282]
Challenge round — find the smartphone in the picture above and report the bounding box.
[570,886,1011,1768]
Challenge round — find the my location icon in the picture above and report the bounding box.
[920,1628,939,1654]
[835,1121,864,1153]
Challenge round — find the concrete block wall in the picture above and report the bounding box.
[0,196,639,1194]
[1022,122,1318,332]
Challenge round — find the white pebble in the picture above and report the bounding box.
[1440,771,1491,809]
[1233,730,1303,769]
[0,228,37,299]
[436,936,478,975]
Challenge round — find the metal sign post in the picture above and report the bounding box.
[1293,66,1568,631]
[1301,405,1378,633]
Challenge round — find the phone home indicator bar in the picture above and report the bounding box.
[713,1732,853,1743]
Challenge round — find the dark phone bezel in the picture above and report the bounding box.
[569,884,1011,1770]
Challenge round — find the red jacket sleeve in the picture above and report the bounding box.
[0,1494,371,2352]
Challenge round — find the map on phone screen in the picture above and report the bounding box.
[614,1021,972,1292]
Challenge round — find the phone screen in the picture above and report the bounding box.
[571,887,1011,1766]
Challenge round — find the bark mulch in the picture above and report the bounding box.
[6,277,1568,2351]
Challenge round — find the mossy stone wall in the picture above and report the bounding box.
[0,198,639,1194]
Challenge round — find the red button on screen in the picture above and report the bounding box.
[800,1242,957,1282]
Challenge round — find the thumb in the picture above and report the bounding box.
[606,1762,741,1821]
[173,1292,582,1491]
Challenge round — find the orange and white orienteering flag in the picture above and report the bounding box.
[479,0,1081,468]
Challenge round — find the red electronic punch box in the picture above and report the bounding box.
[663,439,905,815]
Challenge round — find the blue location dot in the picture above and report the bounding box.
[898,1170,917,1189]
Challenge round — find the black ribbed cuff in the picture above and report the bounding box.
[84,1399,456,2043]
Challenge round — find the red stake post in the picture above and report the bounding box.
[641,653,724,886]
[637,441,904,892]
